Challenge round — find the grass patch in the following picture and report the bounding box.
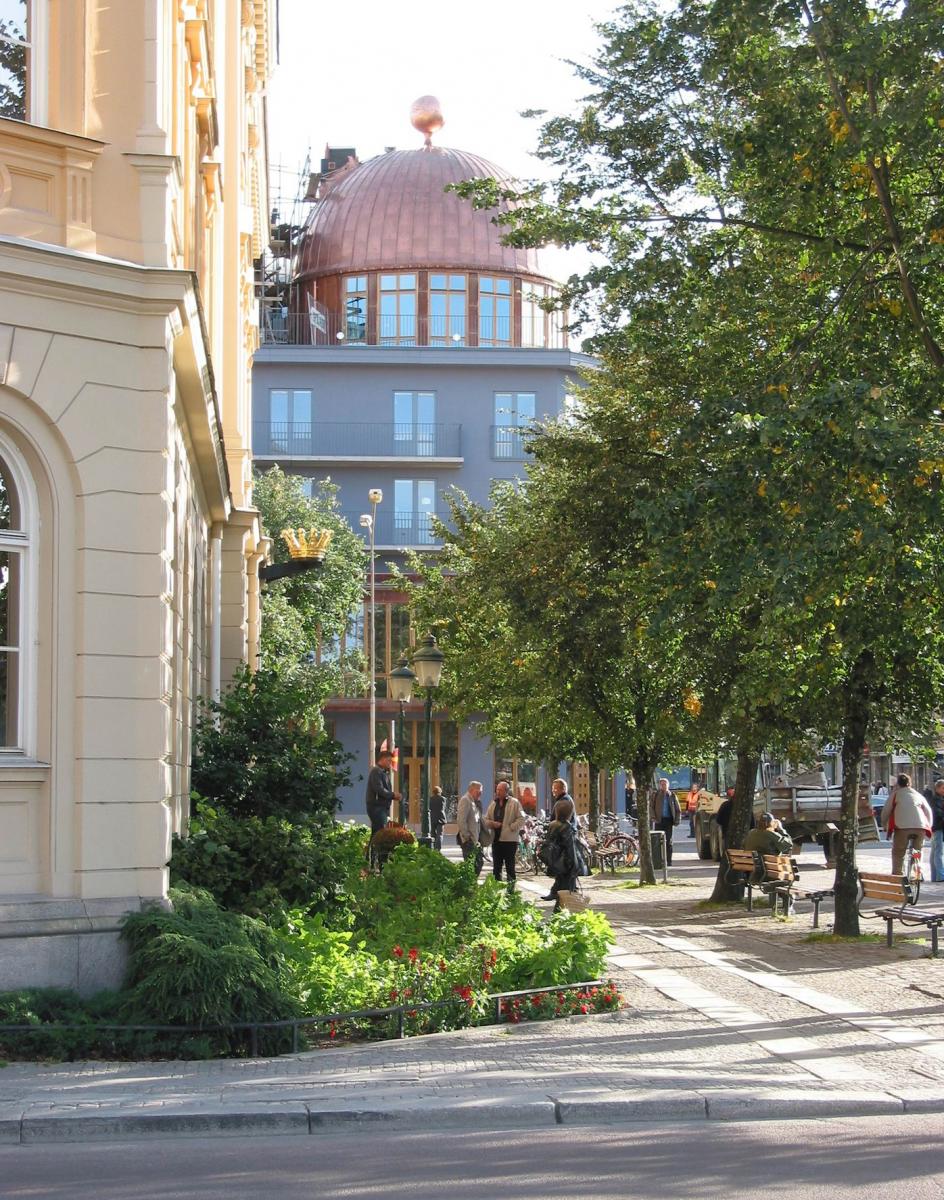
[804,932,887,944]
[615,878,696,890]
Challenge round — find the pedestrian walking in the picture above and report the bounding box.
[365,749,400,836]
[540,777,582,903]
[484,780,526,889]
[624,771,637,820]
[430,785,446,851]
[540,796,586,912]
[871,782,888,830]
[882,773,933,875]
[651,776,681,866]
[456,781,487,875]
[922,778,944,883]
[685,781,700,837]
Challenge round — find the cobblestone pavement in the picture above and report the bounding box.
[2,835,944,1140]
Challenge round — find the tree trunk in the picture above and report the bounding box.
[633,752,658,886]
[709,745,761,902]
[588,762,600,834]
[834,658,873,936]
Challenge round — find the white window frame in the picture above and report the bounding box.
[0,1,48,125]
[0,429,37,758]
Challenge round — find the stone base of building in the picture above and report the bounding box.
[0,897,167,996]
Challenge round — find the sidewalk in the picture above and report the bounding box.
[2,837,943,1143]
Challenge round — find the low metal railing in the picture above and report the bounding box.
[260,310,568,350]
[254,421,463,459]
[0,979,605,1059]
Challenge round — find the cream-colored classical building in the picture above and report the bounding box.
[0,0,273,991]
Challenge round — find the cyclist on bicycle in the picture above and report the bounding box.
[882,773,933,876]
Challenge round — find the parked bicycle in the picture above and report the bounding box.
[516,815,549,875]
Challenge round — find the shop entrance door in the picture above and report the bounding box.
[404,757,439,826]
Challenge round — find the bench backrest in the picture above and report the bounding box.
[762,854,798,883]
[726,848,757,873]
[858,871,913,905]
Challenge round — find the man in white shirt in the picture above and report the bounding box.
[882,773,934,875]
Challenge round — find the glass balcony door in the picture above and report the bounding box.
[393,391,436,457]
[269,389,313,454]
[394,478,436,545]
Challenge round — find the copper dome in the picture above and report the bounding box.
[295,147,548,283]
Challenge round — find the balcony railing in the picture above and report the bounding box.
[341,509,442,547]
[491,425,532,461]
[259,309,568,350]
[254,422,463,459]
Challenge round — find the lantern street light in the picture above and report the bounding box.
[359,488,383,767]
[388,655,416,825]
[411,633,445,847]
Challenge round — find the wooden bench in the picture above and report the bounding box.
[858,872,944,956]
[584,831,623,874]
[725,849,833,925]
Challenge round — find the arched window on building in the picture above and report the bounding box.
[0,439,34,754]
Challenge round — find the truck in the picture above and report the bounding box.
[756,766,879,860]
[693,762,880,862]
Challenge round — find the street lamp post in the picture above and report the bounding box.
[359,488,382,767]
[389,655,416,825]
[411,633,445,848]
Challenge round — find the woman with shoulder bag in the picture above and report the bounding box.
[541,796,586,912]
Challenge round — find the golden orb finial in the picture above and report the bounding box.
[410,95,444,149]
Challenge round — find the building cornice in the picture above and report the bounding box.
[0,237,231,521]
[253,345,598,371]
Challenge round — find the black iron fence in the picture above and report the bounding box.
[0,980,605,1060]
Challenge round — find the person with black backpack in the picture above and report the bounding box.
[539,796,585,911]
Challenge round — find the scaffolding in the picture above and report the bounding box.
[257,153,313,345]
[257,147,360,344]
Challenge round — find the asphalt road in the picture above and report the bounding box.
[2,1115,942,1200]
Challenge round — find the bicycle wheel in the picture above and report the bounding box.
[905,850,922,903]
[604,834,639,868]
[516,842,537,875]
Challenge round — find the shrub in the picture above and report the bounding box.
[190,664,349,820]
[171,806,368,922]
[118,886,301,1055]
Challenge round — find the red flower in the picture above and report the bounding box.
[392,945,404,958]
[439,960,447,973]
[490,950,498,965]
[408,948,419,963]
[580,1004,588,1014]
[403,987,413,999]
[389,988,399,1001]
[482,970,492,983]
[531,995,541,1006]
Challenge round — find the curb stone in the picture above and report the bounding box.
[554,1091,707,1124]
[8,1090,944,1143]
[20,1103,310,1144]
[0,1104,23,1144]
[704,1090,905,1121]
[308,1099,556,1132]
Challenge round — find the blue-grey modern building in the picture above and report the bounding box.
[252,123,595,820]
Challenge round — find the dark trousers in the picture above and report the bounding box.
[461,839,484,875]
[432,828,444,851]
[492,840,517,883]
[368,806,389,836]
[656,817,675,865]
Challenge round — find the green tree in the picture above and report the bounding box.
[453,1,944,928]
[253,467,367,686]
